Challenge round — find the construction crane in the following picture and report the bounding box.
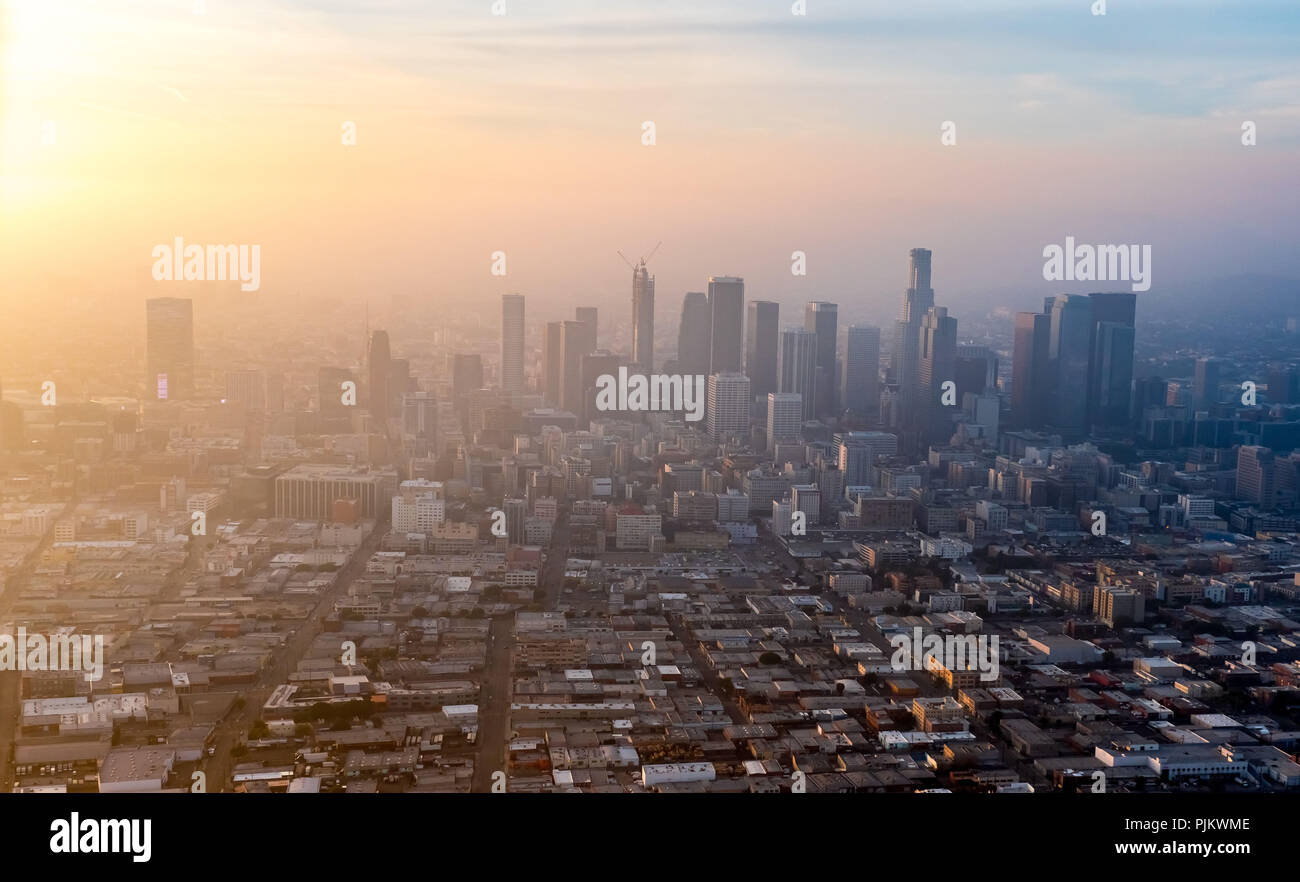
[617,240,661,271]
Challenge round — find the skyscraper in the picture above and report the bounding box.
[145,297,194,400]
[1048,294,1093,432]
[804,301,838,419]
[319,366,354,430]
[452,353,483,397]
[918,306,957,442]
[892,249,935,432]
[677,292,712,376]
[707,373,751,440]
[1087,292,1137,427]
[501,294,525,394]
[778,328,818,421]
[575,306,598,349]
[1194,356,1222,413]
[1237,446,1276,509]
[745,300,779,401]
[543,321,563,405]
[1011,311,1051,429]
[767,392,803,452]
[560,319,593,415]
[367,330,392,422]
[841,325,881,419]
[707,276,744,374]
[632,264,655,370]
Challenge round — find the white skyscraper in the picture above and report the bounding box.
[766,392,803,453]
[707,372,751,440]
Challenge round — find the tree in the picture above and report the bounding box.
[249,719,270,739]
[231,743,248,758]
[759,652,781,665]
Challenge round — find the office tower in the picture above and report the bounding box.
[840,325,881,419]
[1132,375,1168,423]
[560,319,592,415]
[403,391,438,437]
[891,249,936,431]
[580,351,620,423]
[804,302,838,419]
[452,354,483,397]
[767,392,803,452]
[632,263,655,370]
[145,297,194,400]
[503,497,528,544]
[225,370,266,410]
[1087,292,1137,426]
[367,330,392,422]
[745,300,780,401]
[389,358,412,413]
[575,306,598,349]
[1011,311,1051,429]
[791,484,822,526]
[319,367,354,430]
[778,328,818,421]
[543,321,563,405]
[677,292,712,376]
[1268,363,1300,404]
[954,345,995,400]
[1194,357,1222,412]
[707,372,751,440]
[707,276,745,374]
[501,294,525,394]
[1092,321,1136,426]
[1237,446,1276,509]
[918,306,957,441]
[1048,294,1093,432]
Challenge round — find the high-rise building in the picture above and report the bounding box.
[918,306,957,442]
[804,301,838,419]
[1092,321,1136,427]
[452,354,483,397]
[1048,294,1092,432]
[1011,311,1051,429]
[778,328,818,421]
[402,391,438,437]
[580,351,621,424]
[632,264,655,370]
[840,325,881,419]
[707,373,751,440]
[1087,292,1137,427]
[1237,446,1276,509]
[892,249,935,433]
[560,319,594,415]
[745,300,779,402]
[1194,357,1222,413]
[767,392,803,452]
[953,345,995,400]
[225,370,266,410]
[368,330,392,422]
[389,358,412,415]
[145,297,194,400]
[677,292,712,376]
[707,276,744,374]
[575,307,598,349]
[501,294,525,394]
[543,321,563,405]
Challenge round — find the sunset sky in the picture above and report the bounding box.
[3,0,1299,323]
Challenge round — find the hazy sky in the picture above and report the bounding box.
[3,0,1298,326]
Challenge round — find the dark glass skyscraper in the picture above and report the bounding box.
[778,327,817,421]
[1048,294,1093,432]
[1011,311,1051,428]
[678,292,712,376]
[707,276,744,374]
[745,300,779,401]
[840,325,880,418]
[804,301,838,419]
